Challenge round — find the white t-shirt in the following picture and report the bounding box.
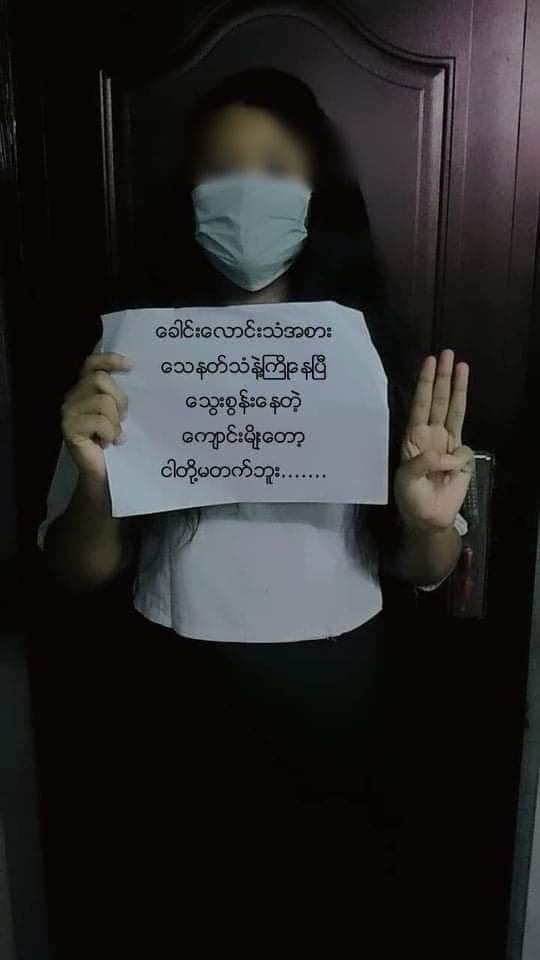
[37,441,468,643]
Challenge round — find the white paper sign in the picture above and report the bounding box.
[99,300,389,517]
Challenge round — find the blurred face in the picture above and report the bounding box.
[193,103,313,187]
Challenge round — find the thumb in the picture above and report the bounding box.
[402,448,471,481]
[449,444,475,473]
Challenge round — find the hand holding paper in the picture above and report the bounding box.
[60,351,135,486]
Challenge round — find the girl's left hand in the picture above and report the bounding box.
[394,349,474,533]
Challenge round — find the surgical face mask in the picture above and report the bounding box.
[191,170,312,292]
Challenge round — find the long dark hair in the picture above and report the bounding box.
[119,68,423,575]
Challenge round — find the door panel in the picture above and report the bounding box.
[8,1,539,957]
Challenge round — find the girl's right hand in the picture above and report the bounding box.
[61,352,135,485]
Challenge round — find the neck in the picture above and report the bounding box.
[218,273,290,306]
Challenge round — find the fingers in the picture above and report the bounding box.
[428,349,454,426]
[408,349,470,441]
[445,362,469,445]
[450,444,475,472]
[62,352,134,449]
[81,352,135,376]
[63,413,119,448]
[62,397,124,445]
[67,393,122,431]
[402,446,473,480]
[407,355,437,429]
[66,369,128,421]
[79,353,134,414]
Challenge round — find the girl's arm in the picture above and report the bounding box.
[43,475,136,593]
[383,518,462,587]
[42,350,137,592]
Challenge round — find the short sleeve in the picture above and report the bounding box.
[36,441,80,550]
[416,511,469,592]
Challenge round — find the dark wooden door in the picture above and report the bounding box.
[7,1,539,956]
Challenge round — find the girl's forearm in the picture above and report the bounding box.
[384,522,462,587]
[43,475,135,592]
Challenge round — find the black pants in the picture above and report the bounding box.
[103,610,396,805]
[42,607,402,955]
[183,613,391,801]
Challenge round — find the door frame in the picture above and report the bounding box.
[506,0,540,950]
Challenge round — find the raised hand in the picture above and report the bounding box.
[394,349,474,533]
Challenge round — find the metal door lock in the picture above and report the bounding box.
[448,451,495,618]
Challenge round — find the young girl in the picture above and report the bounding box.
[38,68,472,928]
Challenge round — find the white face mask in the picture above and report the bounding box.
[191,170,312,292]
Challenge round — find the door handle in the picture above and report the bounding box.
[448,451,495,618]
